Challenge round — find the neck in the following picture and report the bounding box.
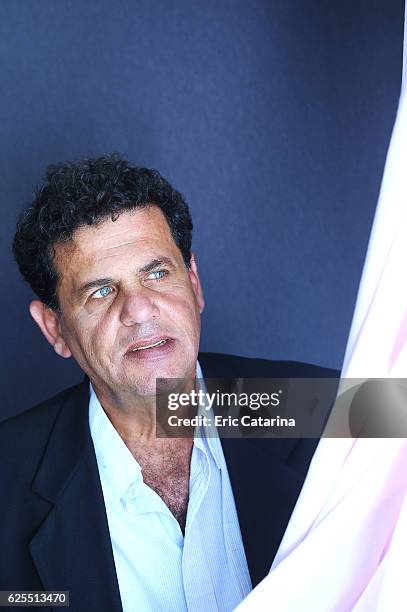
[91,379,197,448]
[91,384,160,443]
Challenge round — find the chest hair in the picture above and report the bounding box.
[128,440,192,533]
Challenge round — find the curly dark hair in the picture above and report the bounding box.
[12,154,193,311]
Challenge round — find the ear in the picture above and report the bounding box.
[189,254,205,313]
[29,300,72,358]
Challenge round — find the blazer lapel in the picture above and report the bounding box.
[29,381,122,612]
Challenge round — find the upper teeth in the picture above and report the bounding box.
[132,339,167,351]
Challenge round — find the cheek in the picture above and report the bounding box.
[163,290,201,336]
[87,317,118,357]
[62,311,113,361]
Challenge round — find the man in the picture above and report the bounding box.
[1,155,336,612]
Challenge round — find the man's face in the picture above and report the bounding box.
[50,206,204,397]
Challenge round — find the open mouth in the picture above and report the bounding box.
[130,339,168,352]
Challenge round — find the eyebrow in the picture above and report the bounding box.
[76,257,176,299]
[139,257,176,274]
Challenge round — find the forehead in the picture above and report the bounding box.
[53,206,180,278]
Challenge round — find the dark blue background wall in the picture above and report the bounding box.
[0,0,403,418]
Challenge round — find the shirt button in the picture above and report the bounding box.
[129,483,140,497]
[125,499,136,513]
[123,482,141,512]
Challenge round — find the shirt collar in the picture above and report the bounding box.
[89,390,142,511]
[89,360,222,510]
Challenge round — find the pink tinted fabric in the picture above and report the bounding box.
[236,64,407,612]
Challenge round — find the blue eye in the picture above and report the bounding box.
[147,270,166,280]
[93,286,113,299]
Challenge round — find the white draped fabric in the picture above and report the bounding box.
[236,28,407,612]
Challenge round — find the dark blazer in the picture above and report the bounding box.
[0,353,338,611]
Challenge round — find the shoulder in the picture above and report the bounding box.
[0,380,87,470]
[198,352,339,378]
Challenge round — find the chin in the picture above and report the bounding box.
[123,360,196,396]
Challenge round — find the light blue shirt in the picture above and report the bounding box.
[89,364,252,612]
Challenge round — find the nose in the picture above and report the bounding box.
[119,288,160,327]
